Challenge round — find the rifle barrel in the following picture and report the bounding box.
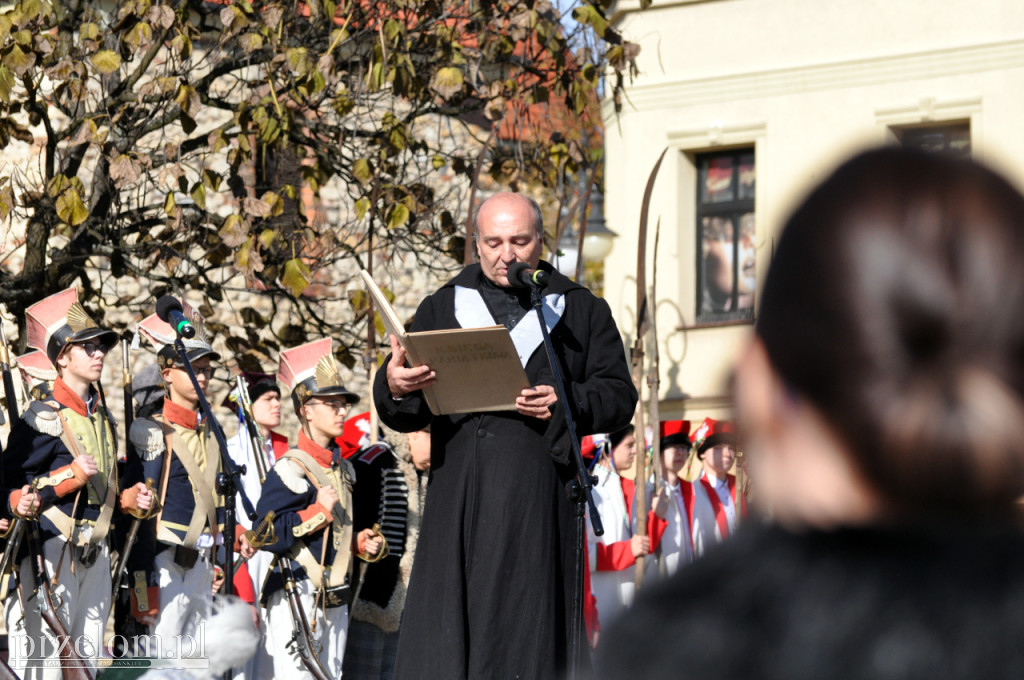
[280,559,331,680]
[0,322,18,430]
[122,338,134,439]
[27,518,93,679]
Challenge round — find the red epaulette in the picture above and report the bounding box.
[356,442,391,464]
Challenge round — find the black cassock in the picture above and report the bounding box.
[373,262,637,680]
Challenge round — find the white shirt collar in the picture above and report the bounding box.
[704,469,728,488]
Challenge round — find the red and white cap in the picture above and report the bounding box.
[26,287,116,364]
[137,298,219,369]
[659,420,692,450]
[278,338,360,413]
[692,417,736,457]
[581,433,610,462]
[338,411,373,458]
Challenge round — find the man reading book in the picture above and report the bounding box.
[372,191,637,680]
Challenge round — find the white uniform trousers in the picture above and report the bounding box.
[13,533,112,680]
[5,573,26,673]
[233,550,275,680]
[264,576,349,679]
[148,546,215,647]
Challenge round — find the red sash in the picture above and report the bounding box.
[622,477,635,524]
[676,480,697,553]
[270,431,290,460]
[698,474,746,539]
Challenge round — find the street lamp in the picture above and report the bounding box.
[580,191,617,263]
[553,229,579,277]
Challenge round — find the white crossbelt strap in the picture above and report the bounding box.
[281,451,353,589]
[44,406,117,548]
[156,427,220,548]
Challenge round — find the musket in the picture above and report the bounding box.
[121,336,133,453]
[278,557,330,680]
[0,519,25,578]
[25,485,93,680]
[111,338,163,594]
[0,513,24,680]
[0,317,18,430]
[235,375,270,484]
[631,148,669,591]
[0,329,26,584]
[0,652,16,679]
[111,478,159,593]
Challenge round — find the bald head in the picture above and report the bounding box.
[474,192,544,287]
[474,193,544,239]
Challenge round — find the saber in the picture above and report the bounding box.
[232,510,276,570]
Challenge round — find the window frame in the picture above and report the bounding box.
[898,121,971,157]
[694,148,756,326]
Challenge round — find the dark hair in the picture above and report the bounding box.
[757,147,1024,514]
[608,424,635,451]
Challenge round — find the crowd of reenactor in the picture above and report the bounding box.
[0,289,430,680]
[582,417,749,644]
[0,286,746,679]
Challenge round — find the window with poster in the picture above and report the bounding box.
[898,122,970,157]
[696,149,756,325]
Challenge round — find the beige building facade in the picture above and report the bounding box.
[601,0,1024,425]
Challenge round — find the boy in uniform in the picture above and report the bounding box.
[124,299,254,643]
[256,338,382,678]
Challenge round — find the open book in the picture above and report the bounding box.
[360,270,531,416]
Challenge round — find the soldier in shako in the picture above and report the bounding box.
[2,350,57,662]
[123,299,255,641]
[3,287,154,675]
[256,338,383,678]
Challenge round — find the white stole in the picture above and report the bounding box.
[454,285,564,368]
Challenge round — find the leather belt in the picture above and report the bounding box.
[172,545,211,570]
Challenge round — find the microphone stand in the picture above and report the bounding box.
[171,336,258,600]
[528,286,603,680]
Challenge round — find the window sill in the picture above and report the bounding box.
[676,318,755,331]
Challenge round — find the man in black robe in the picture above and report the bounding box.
[373,192,637,679]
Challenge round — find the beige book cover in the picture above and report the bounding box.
[360,270,531,416]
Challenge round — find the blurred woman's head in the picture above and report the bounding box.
[605,424,637,473]
[738,147,1024,526]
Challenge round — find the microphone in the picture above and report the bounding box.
[507,262,550,289]
[155,295,197,339]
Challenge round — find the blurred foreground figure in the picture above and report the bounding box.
[597,147,1024,680]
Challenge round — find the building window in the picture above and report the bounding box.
[899,122,970,157]
[696,149,755,324]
